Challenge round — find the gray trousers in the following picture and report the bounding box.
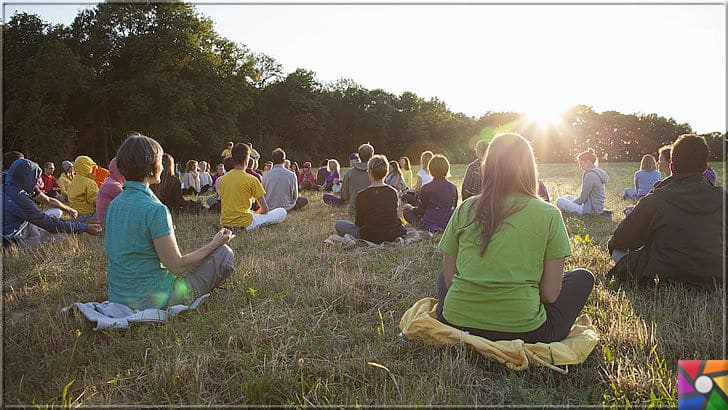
[167,245,235,306]
[335,220,360,238]
[437,268,594,343]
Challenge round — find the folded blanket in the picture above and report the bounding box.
[324,227,433,249]
[399,298,599,373]
[61,294,209,331]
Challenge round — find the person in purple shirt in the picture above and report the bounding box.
[403,154,458,232]
[321,159,341,192]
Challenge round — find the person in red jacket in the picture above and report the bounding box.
[40,162,61,199]
[298,161,318,190]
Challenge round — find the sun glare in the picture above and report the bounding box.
[526,107,566,129]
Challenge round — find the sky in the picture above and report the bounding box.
[4,2,726,134]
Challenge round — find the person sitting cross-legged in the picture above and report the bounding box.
[298,161,318,190]
[436,133,594,343]
[555,148,609,215]
[263,148,308,211]
[403,154,458,232]
[3,159,102,248]
[323,143,374,216]
[334,154,406,243]
[608,134,724,289]
[68,155,100,223]
[219,143,287,230]
[104,133,235,310]
[623,154,661,200]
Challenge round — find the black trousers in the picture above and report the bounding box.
[436,268,594,343]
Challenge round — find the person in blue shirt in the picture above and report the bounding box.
[2,159,102,247]
[104,133,236,310]
[623,154,661,200]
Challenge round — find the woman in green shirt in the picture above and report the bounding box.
[437,133,594,343]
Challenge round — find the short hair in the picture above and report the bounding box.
[116,133,163,182]
[428,154,450,178]
[358,143,374,162]
[577,148,597,164]
[223,156,235,171]
[640,154,657,172]
[367,154,389,180]
[671,134,709,174]
[271,148,286,164]
[3,151,24,171]
[231,143,250,166]
[320,159,328,167]
[475,140,489,159]
[44,162,55,169]
[658,145,672,162]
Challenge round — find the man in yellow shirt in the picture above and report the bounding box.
[218,143,286,230]
[220,141,234,162]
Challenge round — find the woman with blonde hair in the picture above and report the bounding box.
[623,154,661,200]
[399,156,414,188]
[402,151,434,205]
[334,155,406,243]
[437,133,593,343]
[181,160,201,195]
[555,148,610,215]
[322,159,341,192]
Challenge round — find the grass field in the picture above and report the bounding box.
[2,161,725,406]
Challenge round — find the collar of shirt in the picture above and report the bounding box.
[123,180,153,196]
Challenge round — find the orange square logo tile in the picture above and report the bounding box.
[678,360,728,410]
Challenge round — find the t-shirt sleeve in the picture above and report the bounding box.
[544,207,572,259]
[149,204,174,239]
[253,178,266,200]
[438,203,463,256]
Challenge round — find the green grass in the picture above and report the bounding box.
[3,162,724,406]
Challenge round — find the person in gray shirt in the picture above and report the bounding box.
[556,148,610,215]
[323,143,374,216]
[262,148,308,211]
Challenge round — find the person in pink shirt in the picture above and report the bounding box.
[96,158,125,228]
[298,161,317,190]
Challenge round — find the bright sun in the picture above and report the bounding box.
[525,106,565,128]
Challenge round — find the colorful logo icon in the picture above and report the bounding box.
[678,360,728,410]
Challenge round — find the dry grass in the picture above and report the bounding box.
[2,162,724,406]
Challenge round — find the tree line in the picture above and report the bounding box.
[3,3,725,168]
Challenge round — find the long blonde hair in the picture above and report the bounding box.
[640,154,657,171]
[469,133,538,256]
[420,151,434,171]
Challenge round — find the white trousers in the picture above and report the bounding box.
[246,208,287,231]
[556,195,584,215]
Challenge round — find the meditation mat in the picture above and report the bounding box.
[399,297,599,373]
[324,227,432,249]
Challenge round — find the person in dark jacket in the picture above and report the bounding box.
[334,155,406,243]
[461,140,489,201]
[150,154,203,215]
[2,159,102,247]
[607,134,724,289]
